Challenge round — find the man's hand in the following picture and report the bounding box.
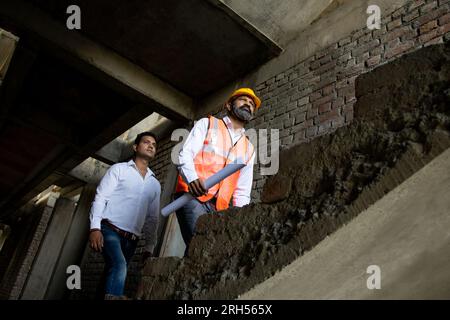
[89,230,103,252]
[188,178,207,197]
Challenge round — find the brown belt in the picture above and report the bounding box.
[101,220,139,241]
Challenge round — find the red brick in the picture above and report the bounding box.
[366,55,382,67]
[439,13,450,25]
[384,40,415,59]
[420,1,438,13]
[332,97,345,109]
[440,22,450,35]
[307,108,318,119]
[313,60,337,76]
[392,6,407,19]
[342,103,354,114]
[423,36,444,46]
[420,20,438,34]
[403,10,420,23]
[387,18,402,30]
[418,23,450,43]
[339,37,352,47]
[370,46,384,56]
[386,38,401,50]
[309,91,323,102]
[313,95,334,107]
[382,26,415,43]
[319,108,340,122]
[310,60,321,70]
[322,84,335,96]
[409,0,426,11]
[413,7,448,27]
[318,103,332,114]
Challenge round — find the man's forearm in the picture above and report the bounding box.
[179,162,199,184]
[90,199,106,230]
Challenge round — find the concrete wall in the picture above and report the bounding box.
[21,197,77,299]
[44,185,96,300]
[240,147,450,299]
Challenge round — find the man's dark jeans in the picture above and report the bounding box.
[101,223,138,296]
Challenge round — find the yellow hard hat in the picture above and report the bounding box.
[228,88,261,109]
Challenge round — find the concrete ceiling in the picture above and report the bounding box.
[223,0,340,47]
[25,0,282,98]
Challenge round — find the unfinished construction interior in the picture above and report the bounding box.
[0,0,449,300]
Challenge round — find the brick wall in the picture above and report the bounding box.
[249,0,450,202]
[0,193,58,299]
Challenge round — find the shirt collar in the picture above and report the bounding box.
[223,116,245,134]
[127,159,155,176]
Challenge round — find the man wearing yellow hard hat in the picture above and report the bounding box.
[175,88,261,255]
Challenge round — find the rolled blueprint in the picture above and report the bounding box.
[161,161,246,217]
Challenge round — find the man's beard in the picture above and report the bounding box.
[231,103,253,122]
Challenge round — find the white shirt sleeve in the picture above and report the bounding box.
[178,118,209,183]
[89,164,120,230]
[232,151,255,207]
[143,183,161,253]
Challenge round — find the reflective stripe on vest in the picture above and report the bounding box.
[175,116,254,211]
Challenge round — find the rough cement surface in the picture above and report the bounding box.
[139,43,450,299]
[240,147,450,299]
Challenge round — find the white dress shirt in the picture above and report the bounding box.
[89,160,160,252]
[178,116,255,207]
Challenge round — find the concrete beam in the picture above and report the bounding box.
[0,28,19,82]
[0,0,195,122]
[207,0,283,56]
[68,157,110,185]
[45,184,96,300]
[20,197,77,300]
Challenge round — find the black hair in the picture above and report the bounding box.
[134,131,157,145]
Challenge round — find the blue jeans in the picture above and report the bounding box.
[101,223,138,296]
[175,193,215,256]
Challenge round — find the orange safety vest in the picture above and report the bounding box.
[175,116,255,211]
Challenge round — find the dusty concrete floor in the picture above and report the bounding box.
[240,147,450,300]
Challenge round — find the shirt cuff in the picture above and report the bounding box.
[233,196,250,207]
[90,217,102,230]
[181,166,199,184]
